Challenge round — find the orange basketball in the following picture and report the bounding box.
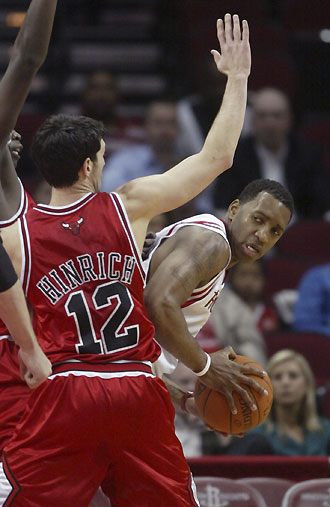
[193,355,273,434]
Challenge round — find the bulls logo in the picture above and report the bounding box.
[62,217,84,235]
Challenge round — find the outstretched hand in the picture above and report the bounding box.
[211,13,251,79]
[201,346,268,415]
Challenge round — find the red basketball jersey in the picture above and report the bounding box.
[19,192,159,369]
[0,187,36,452]
[0,187,34,338]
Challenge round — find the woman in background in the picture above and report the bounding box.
[249,349,330,455]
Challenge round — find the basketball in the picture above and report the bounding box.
[193,355,273,434]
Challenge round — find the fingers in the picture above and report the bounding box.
[216,18,225,47]
[242,19,249,43]
[210,49,221,66]
[19,360,26,382]
[217,14,246,45]
[10,130,21,141]
[24,371,38,389]
[213,346,236,361]
[240,365,267,379]
[240,375,268,397]
[224,391,238,414]
[232,14,241,41]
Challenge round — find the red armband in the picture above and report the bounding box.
[180,391,194,413]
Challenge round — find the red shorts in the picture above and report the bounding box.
[0,364,199,507]
[0,340,31,453]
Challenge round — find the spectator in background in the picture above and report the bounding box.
[249,349,330,455]
[80,71,144,159]
[293,263,330,337]
[212,87,330,220]
[177,60,253,157]
[228,261,280,334]
[176,61,229,156]
[102,98,198,219]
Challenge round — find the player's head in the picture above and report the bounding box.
[145,99,179,151]
[32,114,105,192]
[265,349,321,432]
[226,179,293,263]
[252,87,292,151]
[229,260,266,305]
[81,71,119,123]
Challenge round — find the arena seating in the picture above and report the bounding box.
[188,456,330,482]
[281,478,330,507]
[194,476,267,507]
[277,221,330,264]
[237,477,295,507]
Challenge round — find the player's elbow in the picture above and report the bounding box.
[144,288,175,323]
[199,151,234,174]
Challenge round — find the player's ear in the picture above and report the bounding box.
[228,199,240,221]
[80,158,92,178]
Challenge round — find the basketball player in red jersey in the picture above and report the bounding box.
[1,14,256,506]
[0,0,59,390]
[0,133,42,451]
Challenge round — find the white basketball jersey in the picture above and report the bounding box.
[143,214,231,376]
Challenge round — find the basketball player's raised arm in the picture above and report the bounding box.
[0,0,58,221]
[120,14,250,226]
[144,229,266,414]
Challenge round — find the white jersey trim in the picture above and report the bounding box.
[0,462,13,506]
[110,192,146,285]
[0,335,12,342]
[32,193,96,215]
[49,370,155,380]
[18,216,32,295]
[144,213,231,276]
[0,179,25,228]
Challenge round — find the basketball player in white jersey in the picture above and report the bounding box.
[143,180,293,415]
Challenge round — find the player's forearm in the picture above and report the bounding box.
[0,279,39,353]
[0,0,58,147]
[198,74,248,173]
[146,298,208,373]
[13,0,58,68]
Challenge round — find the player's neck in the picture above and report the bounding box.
[49,186,92,207]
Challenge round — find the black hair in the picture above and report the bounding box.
[31,114,105,188]
[238,179,294,216]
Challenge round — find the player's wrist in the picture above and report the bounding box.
[194,353,212,377]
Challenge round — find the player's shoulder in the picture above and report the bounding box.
[172,214,228,241]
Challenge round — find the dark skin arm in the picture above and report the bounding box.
[144,227,267,414]
[0,0,58,220]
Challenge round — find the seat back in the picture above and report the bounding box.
[264,257,314,299]
[194,476,267,507]
[237,477,295,507]
[281,478,330,506]
[265,331,330,386]
[277,221,330,264]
